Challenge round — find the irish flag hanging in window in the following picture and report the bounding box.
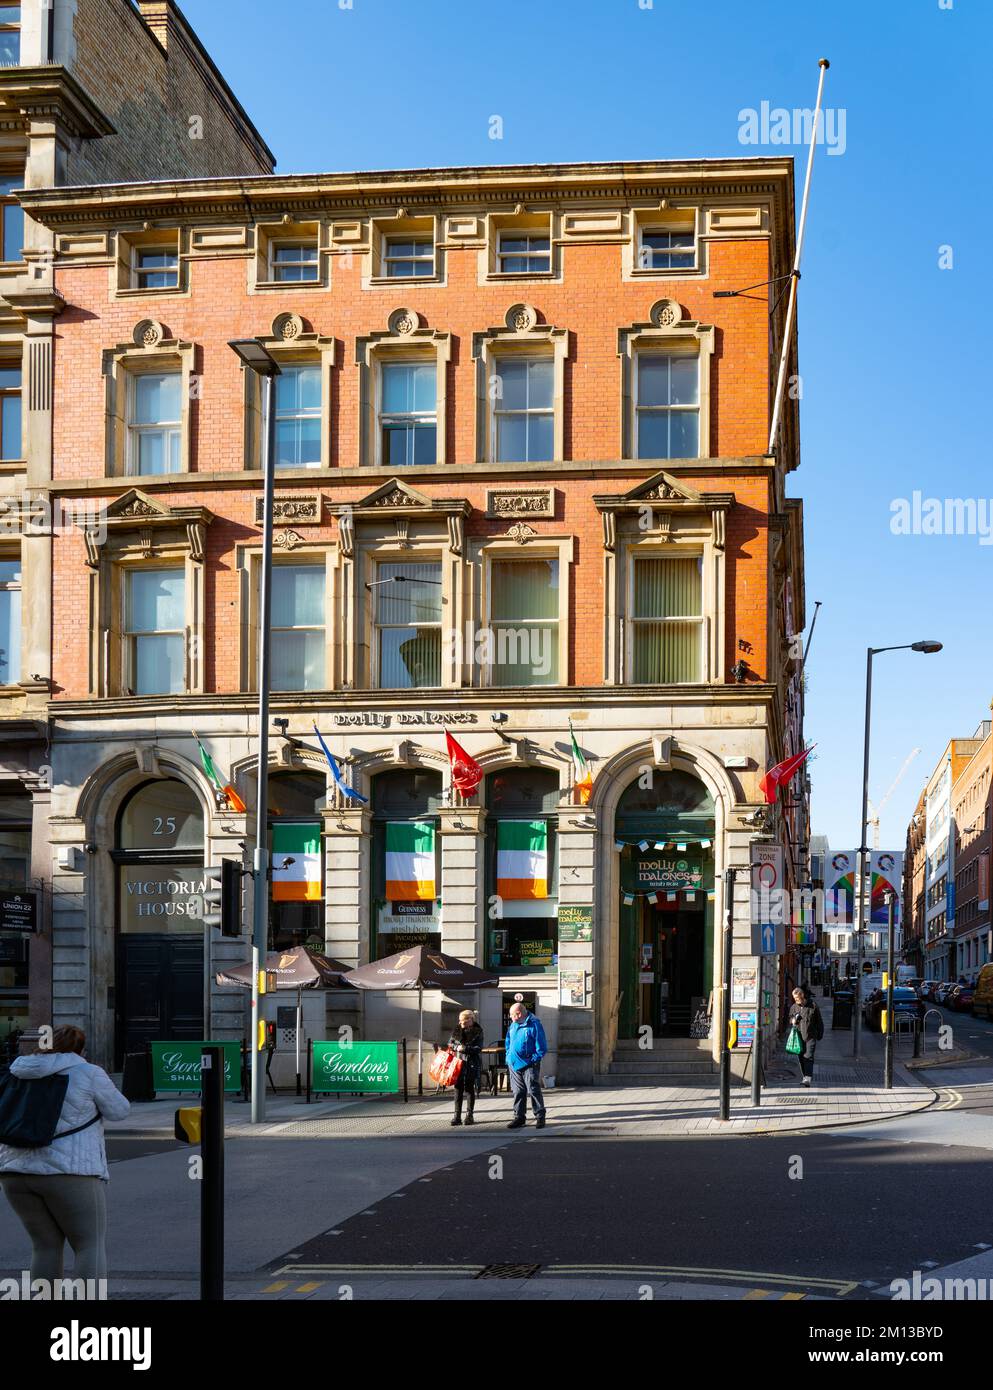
[497,819,548,900]
[271,823,323,901]
[385,821,436,901]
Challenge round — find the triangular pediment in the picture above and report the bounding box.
[621,471,703,505]
[105,489,174,521]
[352,478,434,510]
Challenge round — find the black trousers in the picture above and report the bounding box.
[798,1040,816,1079]
[454,1064,479,1116]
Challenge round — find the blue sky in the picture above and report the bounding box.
[183,0,992,852]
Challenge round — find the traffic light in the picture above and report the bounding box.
[202,859,243,937]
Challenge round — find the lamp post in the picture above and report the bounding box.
[228,339,281,1123]
[853,640,942,1059]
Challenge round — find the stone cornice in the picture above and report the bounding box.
[0,66,115,140]
[42,456,778,499]
[19,158,796,231]
[49,684,783,723]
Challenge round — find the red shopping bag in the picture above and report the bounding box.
[429,1049,464,1087]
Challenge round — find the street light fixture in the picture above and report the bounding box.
[853,640,943,1059]
[228,338,281,1123]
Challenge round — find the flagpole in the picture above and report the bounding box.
[768,58,829,457]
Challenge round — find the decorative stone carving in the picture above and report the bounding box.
[186,521,206,563]
[601,512,616,553]
[372,487,411,508]
[507,523,537,545]
[649,298,683,329]
[505,302,537,333]
[133,319,165,348]
[712,510,726,551]
[388,307,418,336]
[254,494,321,525]
[641,480,682,501]
[448,513,464,555]
[395,516,409,548]
[656,514,672,541]
[273,529,304,550]
[337,509,354,558]
[486,488,553,518]
[118,497,159,518]
[271,312,305,341]
[139,528,153,557]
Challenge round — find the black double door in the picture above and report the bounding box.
[116,935,203,1064]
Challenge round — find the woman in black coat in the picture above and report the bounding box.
[449,1010,484,1126]
[788,986,824,1087]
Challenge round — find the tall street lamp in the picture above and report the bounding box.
[853,640,942,1059]
[229,339,281,1123]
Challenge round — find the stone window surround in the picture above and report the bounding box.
[472,305,569,465]
[0,336,22,471]
[251,218,326,292]
[470,533,574,691]
[241,314,336,472]
[237,540,338,694]
[102,321,196,479]
[366,212,444,288]
[594,472,730,687]
[0,537,20,691]
[113,226,187,298]
[83,490,213,698]
[483,209,560,283]
[358,537,459,694]
[623,204,707,281]
[355,310,452,469]
[617,301,715,460]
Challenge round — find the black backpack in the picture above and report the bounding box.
[0,1072,101,1150]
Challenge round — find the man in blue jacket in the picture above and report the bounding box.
[505,1001,547,1128]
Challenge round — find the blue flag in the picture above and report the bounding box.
[313,725,368,803]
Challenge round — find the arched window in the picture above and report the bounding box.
[371,768,443,957]
[485,767,560,973]
[267,770,326,953]
[114,779,205,934]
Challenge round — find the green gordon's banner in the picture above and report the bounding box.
[311,1040,399,1094]
[150,1040,242,1093]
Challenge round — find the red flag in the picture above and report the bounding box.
[445,730,483,798]
[759,745,814,804]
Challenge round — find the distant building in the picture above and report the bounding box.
[950,717,992,982]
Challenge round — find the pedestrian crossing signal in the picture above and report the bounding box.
[202,859,242,937]
[174,1107,202,1144]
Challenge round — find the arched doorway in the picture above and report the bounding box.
[113,778,205,1063]
[614,770,716,1038]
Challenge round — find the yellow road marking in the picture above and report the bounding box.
[295,1281,322,1293]
[782,1292,806,1300]
[262,1281,289,1293]
[744,1289,771,1299]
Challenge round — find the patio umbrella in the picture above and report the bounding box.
[341,945,499,1094]
[216,945,351,1094]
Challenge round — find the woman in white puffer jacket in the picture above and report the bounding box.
[0,1025,130,1281]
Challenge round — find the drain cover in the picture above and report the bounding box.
[476,1263,541,1280]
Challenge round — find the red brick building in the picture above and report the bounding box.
[24,157,807,1080]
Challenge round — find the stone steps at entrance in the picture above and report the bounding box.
[596,1062,716,1083]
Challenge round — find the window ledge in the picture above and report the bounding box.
[116,285,184,298]
[254,278,323,291]
[367,273,442,288]
[0,457,26,471]
[630,265,701,278]
[486,270,556,282]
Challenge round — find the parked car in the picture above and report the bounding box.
[864,987,924,1033]
[936,982,959,1006]
[973,964,993,1021]
[950,985,976,1012]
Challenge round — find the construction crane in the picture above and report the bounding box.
[866,747,922,849]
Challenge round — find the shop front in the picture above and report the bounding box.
[615,770,716,1039]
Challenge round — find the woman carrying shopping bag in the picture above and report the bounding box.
[786,986,824,1087]
[448,1010,484,1126]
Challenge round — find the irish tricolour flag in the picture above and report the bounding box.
[385,822,436,901]
[497,820,548,900]
[271,823,322,902]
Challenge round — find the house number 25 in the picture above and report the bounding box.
[153,817,177,836]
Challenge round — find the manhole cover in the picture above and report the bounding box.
[476,1263,541,1280]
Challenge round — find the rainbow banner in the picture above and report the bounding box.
[496,820,548,900]
[385,821,436,901]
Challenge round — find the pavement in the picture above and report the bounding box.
[102,992,937,1141]
[1,994,966,1303]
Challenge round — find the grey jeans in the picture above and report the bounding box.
[510,1062,545,1121]
[0,1173,108,1281]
